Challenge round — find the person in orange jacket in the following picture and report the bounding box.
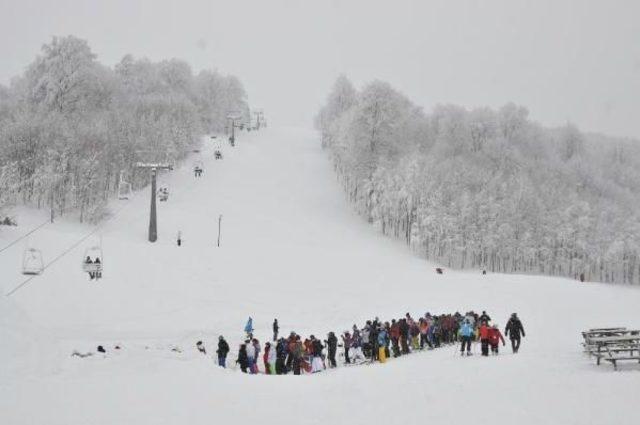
[488,325,506,354]
[478,321,491,356]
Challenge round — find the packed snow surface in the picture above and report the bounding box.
[1,127,639,425]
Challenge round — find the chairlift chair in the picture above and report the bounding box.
[82,245,104,274]
[22,247,44,275]
[117,176,133,200]
[158,186,169,202]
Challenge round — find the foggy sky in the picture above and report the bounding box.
[1,0,639,138]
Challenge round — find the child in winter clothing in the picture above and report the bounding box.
[488,325,506,354]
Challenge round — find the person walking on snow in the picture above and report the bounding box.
[479,310,491,324]
[272,318,279,341]
[505,313,526,353]
[263,342,272,374]
[459,319,474,356]
[479,321,491,356]
[342,331,352,364]
[217,336,229,368]
[488,325,506,354]
[245,340,256,374]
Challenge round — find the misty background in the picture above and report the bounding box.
[1,0,639,138]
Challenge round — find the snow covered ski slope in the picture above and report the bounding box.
[1,126,639,425]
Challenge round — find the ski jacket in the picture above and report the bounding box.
[390,323,401,339]
[246,344,256,360]
[488,328,505,346]
[459,322,474,338]
[479,324,490,340]
[217,339,230,357]
[327,335,338,351]
[377,329,389,346]
[479,313,491,324]
[505,318,525,339]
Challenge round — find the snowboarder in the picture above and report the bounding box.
[196,340,206,355]
[217,336,229,368]
[488,325,506,354]
[327,332,338,368]
[273,318,279,341]
[505,313,526,353]
[459,319,474,356]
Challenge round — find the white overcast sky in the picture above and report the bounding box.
[1,0,639,138]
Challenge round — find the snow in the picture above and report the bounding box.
[1,126,639,425]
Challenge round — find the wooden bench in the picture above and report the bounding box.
[587,335,640,365]
[602,345,640,370]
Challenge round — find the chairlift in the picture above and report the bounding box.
[215,150,223,160]
[158,186,169,202]
[118,171,133,200]
[22,247,44,275]
[82,243,104,277]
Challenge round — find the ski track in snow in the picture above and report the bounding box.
[1,126,639,425]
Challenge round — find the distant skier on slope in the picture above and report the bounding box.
[244,317,253,339]
[272,318,279,341]
[505,313,526,353]
[236,344,248,373]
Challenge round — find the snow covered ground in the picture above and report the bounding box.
[1,126,639,425]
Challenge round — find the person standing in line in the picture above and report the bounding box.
[216,336,229,368]
[479,321,491,356]
[459,319,474,356]
[488,325,506,354]
[342,331,352,364]
[377,326,389,363]
[236,344,248,373]
[327,332,338,368]
[505,313,526,353]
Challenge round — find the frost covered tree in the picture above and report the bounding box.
[316,76,640,285]
[0,35,249,224]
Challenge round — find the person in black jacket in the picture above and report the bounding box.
[273,318,279,341]
[236,343,248,373]
[504,313,526,353]
[479,311,491,324]
[326,332,338,368]
[217,336,230,368]
[399,319,410,354]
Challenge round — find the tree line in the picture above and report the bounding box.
[315,76,640,285]
[0,35,248,223]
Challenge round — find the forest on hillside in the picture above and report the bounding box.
[315,76,640,284]
[0,35,248,223]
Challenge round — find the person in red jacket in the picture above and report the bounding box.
[478,321,491,356]
[488,325,506,354]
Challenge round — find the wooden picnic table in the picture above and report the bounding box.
[587,335,640,365]
[582,329,638,342]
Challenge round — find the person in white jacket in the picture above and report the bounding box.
[245,340,256,374]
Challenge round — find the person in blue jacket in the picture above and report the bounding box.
[377,327,389,363]
[459,319,474,356]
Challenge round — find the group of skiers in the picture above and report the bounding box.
[205,311,526,375]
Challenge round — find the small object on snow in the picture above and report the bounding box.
[71,350,94,358]
[114,345,121,350]
[196,341,206,354]
[97,345,106,353]
[171,346,182,353]
[435,268,444,274]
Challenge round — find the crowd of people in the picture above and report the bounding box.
[204,311,526,375]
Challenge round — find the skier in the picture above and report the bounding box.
[327,332,338,368]
[292,336,303,375]
[272,318,279,341]
[399,318,410,354]
[216,336,229,368]
[196,340,206,355]
[94,257,102,279]
[177,231,182,247]
[236,344,248,373]
[459,319,474,356]
[479,321,490,356]
[504,313,526,353]
[488,325,506,354]
[267,341,277,373]
[85,256,94,280]
[275,338,287,374]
